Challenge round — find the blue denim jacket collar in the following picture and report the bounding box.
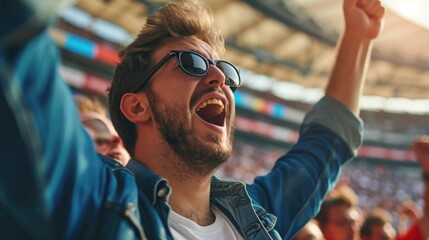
[210,177,279,239]
[126,159,171,205]
[126,160,279,239]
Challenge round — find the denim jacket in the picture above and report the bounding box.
[125,95,362,240]
[0,1,362,239]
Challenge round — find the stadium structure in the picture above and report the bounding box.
[54,0,429,226]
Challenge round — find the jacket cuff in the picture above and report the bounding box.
[301,96,363,155]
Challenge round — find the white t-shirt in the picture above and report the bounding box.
[168,205,243,240]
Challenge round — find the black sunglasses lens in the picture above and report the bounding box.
[216,61,240,87]
[180,52,208,76]
[178,52,240,91]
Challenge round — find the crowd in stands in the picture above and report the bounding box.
[217,136,429,239]
[216,139,284,183]
[341,163,423,226]
[361,111,429,136]
[216,137,425,230]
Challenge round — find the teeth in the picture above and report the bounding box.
[196,98,225,115]
[214,106,223,116]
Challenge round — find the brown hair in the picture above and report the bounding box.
[108,0,225,155]
[74,94,107,116]
[360,208,392,238]
[314,190,355,226]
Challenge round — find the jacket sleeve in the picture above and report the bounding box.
[246,96,363,239]
[0,1,110,239]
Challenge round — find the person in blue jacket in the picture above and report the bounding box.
[0,0,384,239]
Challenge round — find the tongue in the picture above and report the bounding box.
[196,104,224,126]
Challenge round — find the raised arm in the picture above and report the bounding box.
[326,0,384,114]
[246,0,385,238]
[397,200,421,235]
[0,0,114,238]
[412,137,429,239]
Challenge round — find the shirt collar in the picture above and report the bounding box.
[126,159,170,205]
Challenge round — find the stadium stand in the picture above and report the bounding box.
[54,0,427,233]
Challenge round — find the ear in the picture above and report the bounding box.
[120,93,151,123]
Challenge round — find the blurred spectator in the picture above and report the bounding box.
[396,200,421,236]
[395,200,425,240]
[315,185,362,240]
[394,137,429,240]
[74,94,107,116]
[74,95,130,165]
[360,208,396,240]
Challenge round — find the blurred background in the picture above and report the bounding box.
[55,0,428,227]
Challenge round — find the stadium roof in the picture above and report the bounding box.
[73,0,429,103]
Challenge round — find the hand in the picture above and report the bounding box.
[412,136,429,172]
[343,0,385,39]
[400,200,421,221]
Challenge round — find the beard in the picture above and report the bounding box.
[146,89,234,177]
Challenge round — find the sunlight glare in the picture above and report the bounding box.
[383,0,429,29]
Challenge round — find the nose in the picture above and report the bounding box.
[201,61,226,90]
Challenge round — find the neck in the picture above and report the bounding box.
[135,135,216,226]
[168,175,215,226]
[139,153,216,226]
[135,125,219,225]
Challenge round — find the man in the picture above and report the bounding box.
[80,111,130,165]
[0,0,384,239]
[315,186,362,240]
[75,94,130,165]
[360,208,396,240]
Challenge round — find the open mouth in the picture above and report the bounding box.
[196,98,225,127]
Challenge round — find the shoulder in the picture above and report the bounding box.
[98,153,135,179]
[99,153,125,169]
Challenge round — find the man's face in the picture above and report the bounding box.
[322,205,360,240]
[82,114,130,165]
[366,223,396,240]
[144,37,236,175]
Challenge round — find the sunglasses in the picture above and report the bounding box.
[134,50,241,92]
